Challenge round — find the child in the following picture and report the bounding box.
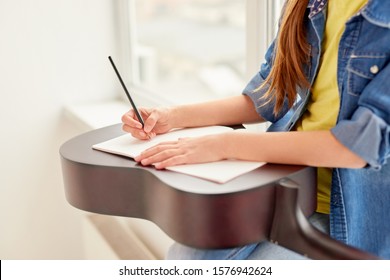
[122,0,390,259]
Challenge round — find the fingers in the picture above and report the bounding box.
[154,156,186,169]
[134,135,221,168]
[135,142,177,164]
[143,110,159,133]
[121,107,173,141]
[121,109,154,140]
[121,109,143,129]
[134,141,188,168]
[122,122,151,140]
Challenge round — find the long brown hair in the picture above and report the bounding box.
[260,0,311,115]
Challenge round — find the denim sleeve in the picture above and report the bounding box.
[242,70,276,123]
[242,41,291,123]
[331,63,390,170]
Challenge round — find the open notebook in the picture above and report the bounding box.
[92,126,265,183]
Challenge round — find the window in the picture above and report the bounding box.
[124,0,284,106]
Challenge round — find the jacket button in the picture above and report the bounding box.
[370,65,379,74]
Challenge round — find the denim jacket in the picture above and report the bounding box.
[243,0,390,258]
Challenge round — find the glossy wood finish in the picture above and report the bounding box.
[60,124,377,259]
[60,124,316,248]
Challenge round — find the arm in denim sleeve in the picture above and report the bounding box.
[331,62,390,170]
[242,41,290,123]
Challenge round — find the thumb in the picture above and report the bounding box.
[143,110,159,133]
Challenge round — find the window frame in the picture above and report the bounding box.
[119,0,281,107]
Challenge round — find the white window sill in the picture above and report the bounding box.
[63,99,130,130]
[63,98,268,134]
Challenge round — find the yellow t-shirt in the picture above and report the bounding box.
[295,0,367,214]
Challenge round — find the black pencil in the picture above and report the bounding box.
[108,56,145,127]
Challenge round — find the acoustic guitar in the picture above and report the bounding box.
[60,124,376,259]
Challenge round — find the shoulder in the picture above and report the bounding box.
[362,0,390,29]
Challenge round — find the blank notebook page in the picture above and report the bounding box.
[92,126,265,183]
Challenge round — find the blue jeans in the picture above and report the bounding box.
[166,212,329,260]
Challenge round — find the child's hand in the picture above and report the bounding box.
[121,107,172,140]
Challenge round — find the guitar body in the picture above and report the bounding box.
[60,124,316,249]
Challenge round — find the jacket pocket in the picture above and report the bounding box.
[347,53,389,96]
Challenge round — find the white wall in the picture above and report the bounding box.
[0,0,125,259]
